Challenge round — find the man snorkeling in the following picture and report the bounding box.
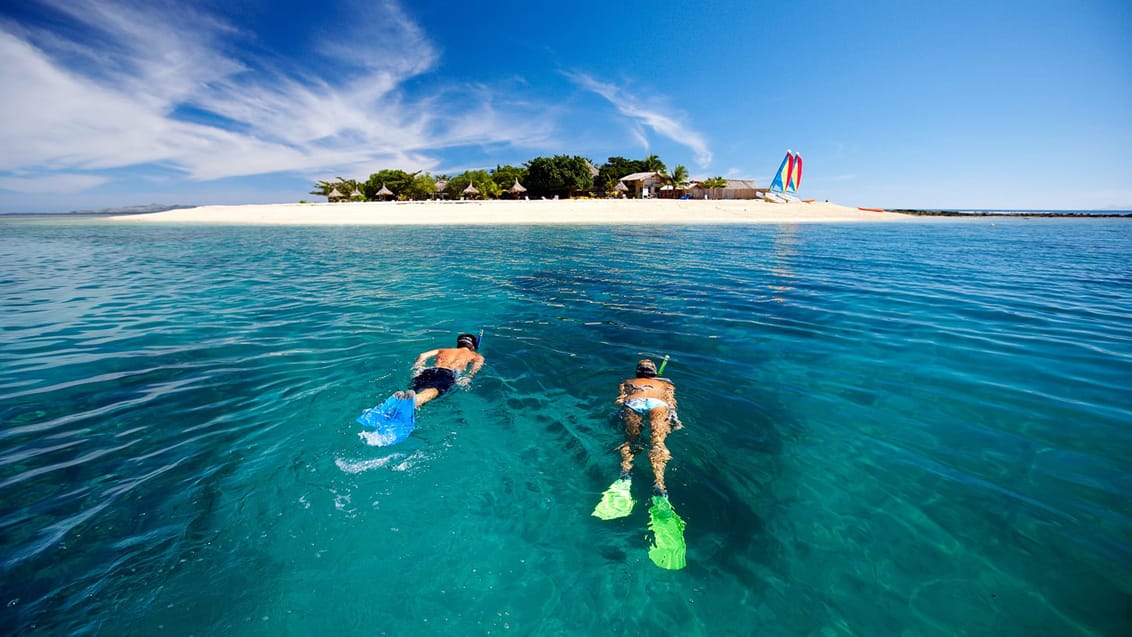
[398,333,485,408]
[359,332,484,446]
[592,357,687,570]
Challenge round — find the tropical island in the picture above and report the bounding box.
[112,152,921,224]
[309,154,736,202]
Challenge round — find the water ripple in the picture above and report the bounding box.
[1,219,1130,635]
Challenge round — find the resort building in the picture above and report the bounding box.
[618,172,665,198]
[684,179,762,200]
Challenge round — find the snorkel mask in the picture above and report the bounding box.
[456,333,479,351]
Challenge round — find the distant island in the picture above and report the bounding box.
[68,204,194,216]
[0,203,195,216]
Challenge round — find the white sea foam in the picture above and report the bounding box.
[357,429,400,447]
[334,454,407,474]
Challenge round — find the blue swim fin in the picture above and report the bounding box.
[357,394,417,446]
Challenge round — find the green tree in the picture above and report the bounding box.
[701,176,728,199]
[596,156,637,193]
[310,177,359,201]
[603,177,626,198]
[364,169,416,200]
[404,173,437,200]
[446,170,501,199]
[310,179,336,197]
[524,155,594,199]
[491,164,528,192]
[661,165,690,191]
[643,154,666,173]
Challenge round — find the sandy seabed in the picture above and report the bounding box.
[110,199,917,225]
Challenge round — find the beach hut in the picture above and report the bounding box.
[434,179,448,199]
[376,183,394,201]
[618,171,664,198]
[717,179,759,200]
[686,179,760,200]
[462,183,480,200]
[350,187,364,201]
[583,160,601,197]
[327,187,343,202]
[508,179,527,199]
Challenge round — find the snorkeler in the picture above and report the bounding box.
[614,358,683,495]
[592,357,687,570]
[357,332,484,446]
[402,333,485,408]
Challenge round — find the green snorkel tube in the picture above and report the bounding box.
[657,354,670,376]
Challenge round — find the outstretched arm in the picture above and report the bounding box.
[615,380,631,405]
[414,349,439,369]
[466,354,485,379]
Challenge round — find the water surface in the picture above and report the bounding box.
[1,217,1130,635]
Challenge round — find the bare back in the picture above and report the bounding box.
[617,377,675,404]
[417,347,485,377]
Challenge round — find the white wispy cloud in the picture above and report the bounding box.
[0,173,109,193]
[565,71,712,167]
[0,0,553,194]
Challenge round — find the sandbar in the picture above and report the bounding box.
[110,199,916,225]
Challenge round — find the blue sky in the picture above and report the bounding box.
[1,0,1129,212]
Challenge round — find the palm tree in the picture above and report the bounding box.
[701,176,728,200]
[643,154,666,173]
[310,177,360,201]
[605,179,627,198]
[661,165,690,194]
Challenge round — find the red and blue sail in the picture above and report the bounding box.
[769,150,803,195]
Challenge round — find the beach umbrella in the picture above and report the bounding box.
[376,183,394,200]
[328,187,343,202]
[350,187,363,200]
[509,179,527,194]
[463,183,480,199]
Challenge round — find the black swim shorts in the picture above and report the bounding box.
[410,367,458,395]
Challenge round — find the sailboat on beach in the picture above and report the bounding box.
[764,150,803,203]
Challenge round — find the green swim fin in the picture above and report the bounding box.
[592,478,634,520]
[647,495,687,570]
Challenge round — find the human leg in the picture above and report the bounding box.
[593,408,643,520]
[411,388,438,407]
[619,409,644,476]
[408,368,457,407]
[647,406,673,494]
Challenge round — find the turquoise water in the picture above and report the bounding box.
[1,217,1130,636]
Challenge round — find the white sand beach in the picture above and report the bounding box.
[110,199,915,225]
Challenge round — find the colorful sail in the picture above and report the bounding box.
[786,152,802,195]
[769,151,791,193]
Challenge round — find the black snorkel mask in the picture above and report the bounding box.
[636,359,658,378]
[456,333,479,351]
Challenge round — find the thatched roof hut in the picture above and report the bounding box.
[462,183,480,199]
[376,183,394,200]
[686,179,760,200]
[508,179,527,197]
[327,187,343,202]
